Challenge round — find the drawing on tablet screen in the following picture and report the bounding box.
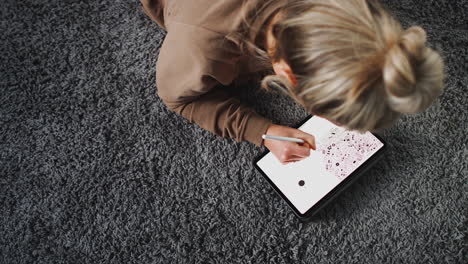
[316,128,382,180]
[256,116,385,215]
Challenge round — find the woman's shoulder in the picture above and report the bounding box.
[165,0,251,35]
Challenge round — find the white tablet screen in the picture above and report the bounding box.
[256,115,384,214]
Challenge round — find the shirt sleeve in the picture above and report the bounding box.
[155,22,273,147]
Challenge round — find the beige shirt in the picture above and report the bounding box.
[141,0,274,147]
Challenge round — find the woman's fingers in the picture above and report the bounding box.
[283,154,309,164]
[283,159,302,164]
[282,144,314,164]
[294,131,316,150]
[289,154,308,159]
[290,144,312,158]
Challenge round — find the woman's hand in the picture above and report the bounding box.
[263,124,317,165]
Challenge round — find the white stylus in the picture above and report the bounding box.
[262,134,305,144]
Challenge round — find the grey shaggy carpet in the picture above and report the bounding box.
[1,0,467,263]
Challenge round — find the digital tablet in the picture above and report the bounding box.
[253,115,387,221]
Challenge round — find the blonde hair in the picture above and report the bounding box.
[232,0,445,132]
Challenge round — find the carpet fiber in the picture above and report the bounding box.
[1,0,467,263]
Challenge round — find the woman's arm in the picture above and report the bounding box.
[160,85,272,146]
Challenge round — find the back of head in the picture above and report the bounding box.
[262,0,445,132]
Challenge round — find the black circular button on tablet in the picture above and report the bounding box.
[299,180,305,186]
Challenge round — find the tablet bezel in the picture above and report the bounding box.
[253,114,387,220]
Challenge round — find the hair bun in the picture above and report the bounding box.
[382,26,443,114]
[400,26,427,57]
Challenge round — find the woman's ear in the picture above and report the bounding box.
[273,59,298,86]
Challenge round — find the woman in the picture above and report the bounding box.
[141,0,445,164]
